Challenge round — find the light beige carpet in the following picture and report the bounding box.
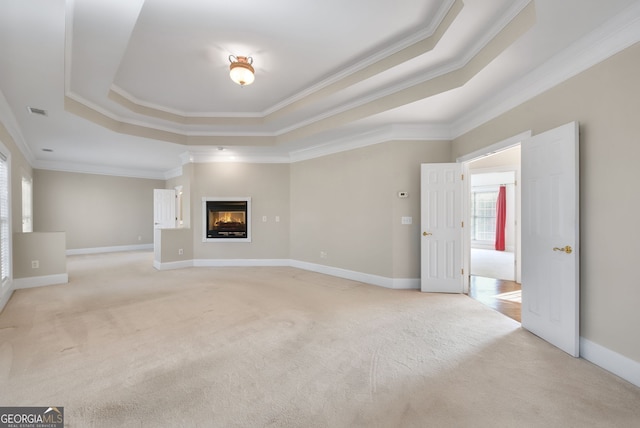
[1,251,639,427]
[471,248,515,281]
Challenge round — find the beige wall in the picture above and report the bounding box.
[453,43,640,362]
[191,162,290,259]
[33,170,164,250]
[13,232,66,278]
[291,140,450,278]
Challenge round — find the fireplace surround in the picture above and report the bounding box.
[202,197,251,242]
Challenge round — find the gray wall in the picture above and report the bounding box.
[453,42,640,363]
[291,140,450,278]
[33,170,164,250]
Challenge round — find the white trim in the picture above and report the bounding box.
[33,159,167,180]
[457,131,530,163]
[151,256,420,289]
[193,259,289,268]
[66,244,153,256]
[290,260,419,290]
[13,273,69,290]
[580,337,640,388]
[153,259,194,271]
[289,124,452,163]
[452,1,640,139]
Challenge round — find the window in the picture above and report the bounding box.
[0,152,9,285]
[471,188,498,242]
[22,176,33,232]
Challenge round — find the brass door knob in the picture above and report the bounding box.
[553,245,573,254]
[423,232,432,236]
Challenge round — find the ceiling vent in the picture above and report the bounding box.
[27,106,48,116]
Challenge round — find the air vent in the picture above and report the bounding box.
[27,107,48,116]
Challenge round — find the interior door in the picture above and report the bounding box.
[421,163,464,293]
[521,122,579,357]
[154,189,176,229]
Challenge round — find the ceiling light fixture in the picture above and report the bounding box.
[228,55,255,86]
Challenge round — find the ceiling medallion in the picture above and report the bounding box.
[228,55,255,86]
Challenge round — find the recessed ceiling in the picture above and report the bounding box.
[0,0,638,178]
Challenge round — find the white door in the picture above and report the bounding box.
[521,122,579,357]
[421,163,464,293]
[154,189,176,229]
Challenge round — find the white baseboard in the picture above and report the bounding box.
[153,258,290,270]
[153,259,194,271]
[153,257,420,289]
[193,259,290,267]
[67,244,153,256]
[13,273,69,290]
[290,260,420,290]
[580,337,640,388]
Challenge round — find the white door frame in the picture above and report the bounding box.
[458,131,531,293]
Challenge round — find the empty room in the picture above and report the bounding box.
[1,0,640,426]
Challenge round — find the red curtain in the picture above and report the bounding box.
[495,185,506,251]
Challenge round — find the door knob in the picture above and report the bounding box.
[423,231,432,236]
[553,245,573,254]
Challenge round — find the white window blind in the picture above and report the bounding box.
[22,176,33,233]
[0,153,9,284]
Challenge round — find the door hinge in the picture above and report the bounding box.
[461,268,464,275]
[461,174,464,180]
[461,221,464,228]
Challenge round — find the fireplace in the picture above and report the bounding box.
[202,197,251,242]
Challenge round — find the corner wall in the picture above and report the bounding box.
[290,140,451,281]
[191,162,290,260]
[453,43,640,364]
[33,170,164,251]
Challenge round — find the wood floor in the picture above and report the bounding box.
[469,276,521,322]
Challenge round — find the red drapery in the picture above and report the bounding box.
[495,185,506,251]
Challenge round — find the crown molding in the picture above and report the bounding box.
[288,123,453,163]
[33,0,639,180]
[32,159,166,180]
[180,148,291,165]
[451,0,640,139]
[109,85,263,119]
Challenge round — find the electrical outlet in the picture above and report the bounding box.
[31,260,39,269]
[320,251,327,259]
[178,249,183,255]
[262,216,267,222]
[275,216,280,222]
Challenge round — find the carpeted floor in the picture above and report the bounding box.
[471,248,515,280]
[1,251,639,427]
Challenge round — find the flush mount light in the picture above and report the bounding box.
[228,55,255,86]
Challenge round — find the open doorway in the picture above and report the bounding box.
[466,146,521,322]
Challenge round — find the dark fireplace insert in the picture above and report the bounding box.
[206,200,248,239]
